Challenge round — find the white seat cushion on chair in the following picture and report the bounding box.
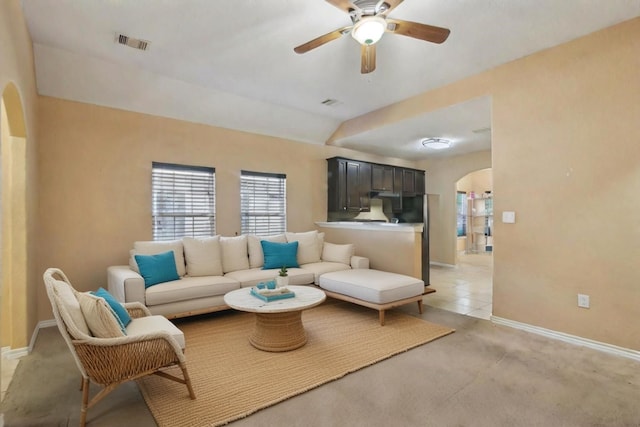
[126,316,185,349]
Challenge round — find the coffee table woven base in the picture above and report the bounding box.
[250,311,307,352]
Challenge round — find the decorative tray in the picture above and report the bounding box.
[250,287,296,302]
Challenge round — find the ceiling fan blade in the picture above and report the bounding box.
[294,26,352,54]
[387,19,450,44]
[325,0,360,14]
[377,0,404,15]
[361,44,376,74]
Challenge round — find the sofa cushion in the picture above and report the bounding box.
[145,275,240,306]
[131,240,186,277]
[135,251,180,288]
[220,235,250,273]
[299,261,351,284]
[319,269,424,304]
[261,240,299,269]
[247,234,287,268]
[93,287,131,328]
[78,292,126,337]
[183,236,223,277]
[285,231,323,265]
[225,267,314,288]
[322,242,355,265]
[126,315,186,349]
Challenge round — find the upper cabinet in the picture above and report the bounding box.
[327,158,371,212]
[415,171,425,195]
[327,157,424,215]
[371,164,394,191]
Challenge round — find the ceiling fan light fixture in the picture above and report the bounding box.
[421,138,451,150]
[351,16,387,45]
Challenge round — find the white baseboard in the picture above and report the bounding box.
[430,261,456,268]
[491,316,640,362]
[1,346,28,360]
[27,319,57,354]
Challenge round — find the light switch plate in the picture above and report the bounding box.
[502,211,516,223]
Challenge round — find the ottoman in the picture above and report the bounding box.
[319,269,434,325]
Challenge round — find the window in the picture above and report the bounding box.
[456,191,467,237]
[241,171,286,236]
[152,162,215,240]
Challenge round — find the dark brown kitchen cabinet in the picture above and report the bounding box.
[327,158,370,212]
[415,171,425,194]
[371,164,394,191]
[402,169,416,195]
[392,168,403,212]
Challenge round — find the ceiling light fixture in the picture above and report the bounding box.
[351,16,387,45]
[421,138,451,150]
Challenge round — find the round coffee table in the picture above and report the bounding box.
[224,286,326,352]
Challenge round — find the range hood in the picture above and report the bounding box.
[369,191,400,198]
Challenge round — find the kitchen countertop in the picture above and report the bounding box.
[315,221,424,233]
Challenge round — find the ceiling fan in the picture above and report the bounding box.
[294,0,450,74]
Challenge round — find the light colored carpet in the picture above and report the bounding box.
[137,301,454,427]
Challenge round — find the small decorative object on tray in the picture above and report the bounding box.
[250,284,295,302]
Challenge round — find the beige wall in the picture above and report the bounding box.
[420,151,492,265]
[36,97,419,321]
[0,0,39,349]
[337,18,640,350]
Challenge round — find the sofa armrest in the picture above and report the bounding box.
[350,256,369,269]
[107,265,146,305]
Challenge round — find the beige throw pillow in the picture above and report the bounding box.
[51,280,91,338]
[286,230,323,265]
[183,236,223,277]
[247,234,287,268]
[322,242,355,265]
[220,235,250,273]
[78,292,125,338]
[130,240,186,277]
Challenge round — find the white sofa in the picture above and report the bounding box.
[107,231,369,319]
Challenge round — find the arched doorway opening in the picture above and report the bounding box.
[1,82,28,360]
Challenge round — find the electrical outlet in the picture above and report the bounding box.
[577,294,590,308]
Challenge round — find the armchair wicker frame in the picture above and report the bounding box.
[43,268,196,426]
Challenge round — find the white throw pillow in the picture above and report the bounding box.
[286,231,322,265]
[78,292,125,338]
[51,280,90,338]
[220,235,250,273]
[183,236,223,277]
[322,242,355,265]
[130,240,186,277]
[247,234,287,268]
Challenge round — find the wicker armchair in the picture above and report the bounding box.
[43,268,195,426]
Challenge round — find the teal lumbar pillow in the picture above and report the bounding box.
[261,240,299,269]
[93,287,131,329]
[134,250,180,288]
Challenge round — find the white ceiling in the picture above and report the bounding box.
[21,0,640,159]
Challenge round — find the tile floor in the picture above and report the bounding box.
[426,252,493,319]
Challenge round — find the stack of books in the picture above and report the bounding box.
[250,286,295,302]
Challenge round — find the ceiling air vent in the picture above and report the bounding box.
[115,33,150,51]
[321,99,341,106]
[472,127,492,134]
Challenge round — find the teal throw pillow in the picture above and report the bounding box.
[93,287,131,330]
[134,250,180,288]
[261,240,299,269]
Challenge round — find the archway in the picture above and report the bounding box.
[1,82,28,359]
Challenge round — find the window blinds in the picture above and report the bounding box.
[240,171,286,236]
[152,162,215,240]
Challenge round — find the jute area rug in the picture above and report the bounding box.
[137,301,455,427]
